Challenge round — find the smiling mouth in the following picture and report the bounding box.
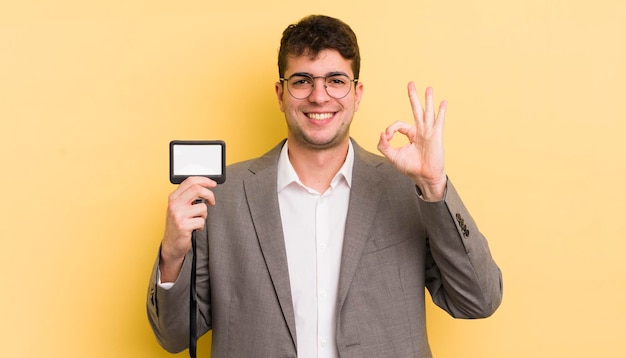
[307,112,334,120]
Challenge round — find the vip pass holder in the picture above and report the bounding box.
[169,140,226,358]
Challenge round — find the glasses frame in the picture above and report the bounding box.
[279,72,359,100]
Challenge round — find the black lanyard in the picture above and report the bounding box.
[189,229,198,358]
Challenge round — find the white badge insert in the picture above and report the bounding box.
[169,140,225,184]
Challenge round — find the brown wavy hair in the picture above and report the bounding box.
[278,15,360,80]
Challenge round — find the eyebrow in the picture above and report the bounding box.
[289,71,350,78]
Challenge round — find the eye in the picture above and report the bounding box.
[327,75,348,87]
[290,76,313,87]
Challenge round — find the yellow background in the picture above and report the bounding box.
[1,0,625,357]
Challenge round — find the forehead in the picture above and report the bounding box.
[284,49,354,76]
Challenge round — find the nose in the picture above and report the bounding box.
[308,77,331,103]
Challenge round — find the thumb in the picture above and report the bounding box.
[377,132,392,158]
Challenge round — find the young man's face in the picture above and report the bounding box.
[275,49,364,151]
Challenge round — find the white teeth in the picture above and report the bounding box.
[307,113,333,120]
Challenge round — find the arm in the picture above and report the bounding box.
[378,83,502,317]
[146,177,216,352]
[419,180,502,318]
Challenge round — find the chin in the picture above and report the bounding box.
[304,135,349,150]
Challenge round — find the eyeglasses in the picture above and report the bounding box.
[279,73,358,100]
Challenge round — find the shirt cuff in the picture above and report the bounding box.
[414,180,448,202]
[156,267,175,290]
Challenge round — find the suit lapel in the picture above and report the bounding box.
[243,141,298,349]
[337,142,385,310]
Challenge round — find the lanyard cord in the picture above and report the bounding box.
[189,229,198,358]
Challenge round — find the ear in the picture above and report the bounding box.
[275,81,285,112]
[354,81,364,112]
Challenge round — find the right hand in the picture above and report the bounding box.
[159,176,217,282]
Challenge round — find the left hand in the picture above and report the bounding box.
[377,82,447,201]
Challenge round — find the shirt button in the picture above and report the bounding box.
[320,339,328,348]
[320,242,327,251]
[320,290,327,298]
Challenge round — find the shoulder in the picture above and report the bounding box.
[214,140,285,190]
[351,139,410,181]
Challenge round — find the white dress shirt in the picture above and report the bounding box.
[277,141,353,358]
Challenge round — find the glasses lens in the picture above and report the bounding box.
[325,74,351,99]
[287,75,314,99]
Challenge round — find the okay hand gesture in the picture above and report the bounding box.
[377,82,448,201]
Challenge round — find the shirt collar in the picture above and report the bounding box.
[277,140,354,193]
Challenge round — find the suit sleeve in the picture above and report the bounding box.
[146,225,212,353]
[420,179,503,318]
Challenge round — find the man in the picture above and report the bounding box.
[147,14,502,358]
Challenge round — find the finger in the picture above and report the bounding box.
[407,82,424,126]
[377,131,404,162]
[436,100,448,134]
[188,217,207,232]
[166,200,208,237]
[181,184,216,206]
[425,87,435,127]
[377,131,391,155]
[176,213,207,233]
[383,122,417,148]
[395,125,417,143]
[170,176,217,199]
[170,176,217,203]
[188,201,209,221]
[384,120,413,136]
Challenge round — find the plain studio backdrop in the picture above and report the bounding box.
[1,1,625,357]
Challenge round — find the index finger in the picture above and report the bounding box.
[170,176,217,201]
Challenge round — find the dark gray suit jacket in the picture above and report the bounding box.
[147,139,502,358]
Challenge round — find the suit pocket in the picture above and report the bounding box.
[362,225,414,255]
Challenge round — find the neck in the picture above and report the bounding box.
[287,139,350,193]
